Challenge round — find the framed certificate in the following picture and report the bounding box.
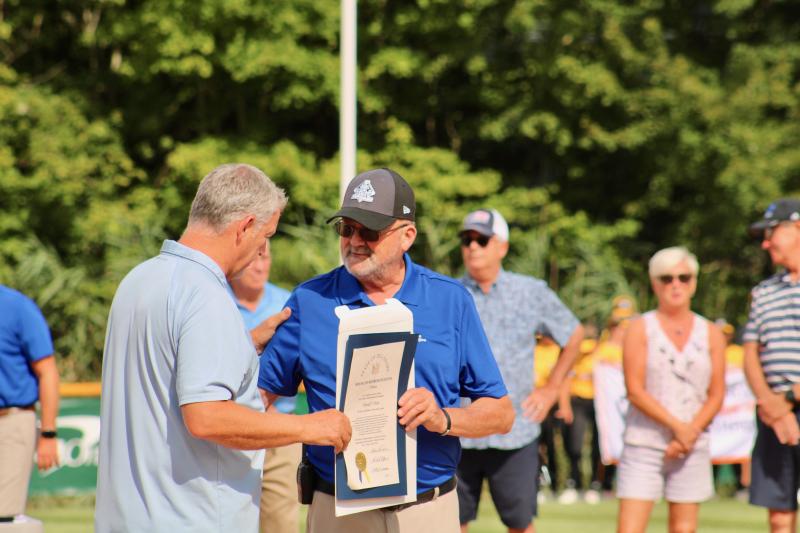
[335,332,417,500]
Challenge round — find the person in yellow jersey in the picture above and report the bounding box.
[592,296,637,497]
[558,328,603,505]
[535,336,571,502]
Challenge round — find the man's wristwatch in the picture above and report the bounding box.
[785,388,798,407]
[40,429,57,439]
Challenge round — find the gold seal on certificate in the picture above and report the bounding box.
[355,452,370,483]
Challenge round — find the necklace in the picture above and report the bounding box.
[657,312,692,337]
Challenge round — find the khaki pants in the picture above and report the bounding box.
[0,410,36,517]
[306,487,459,533]
[259,443,302,533]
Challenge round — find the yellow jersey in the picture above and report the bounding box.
[534,343,560,389]
[725,344,744,369]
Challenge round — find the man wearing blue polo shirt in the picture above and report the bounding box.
[230,240,299,533]
[744,198,800,533]
[0,285,60,526]
[259,168,514,533]
[96,164,351,533]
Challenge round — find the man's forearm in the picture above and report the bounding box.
[33,356,60,430]
[546,325,584,389]
[743,341,772,398]
[446,396,514,438]
[182,401,309,449]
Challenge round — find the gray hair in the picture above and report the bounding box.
[648,246,699,278]
[188,163,287,232]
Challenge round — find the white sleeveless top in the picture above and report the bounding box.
[623,311,712,451]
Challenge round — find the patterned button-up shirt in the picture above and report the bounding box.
[460,269,579,450]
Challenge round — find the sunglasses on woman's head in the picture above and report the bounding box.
[333,220,409,242]
[657,273,693,285]
[460,234,490,247]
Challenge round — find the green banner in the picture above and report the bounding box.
[29,393,309,495]
[29,397,100,495]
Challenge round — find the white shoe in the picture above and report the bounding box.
[558,487,579,504]
[584,489,601,505]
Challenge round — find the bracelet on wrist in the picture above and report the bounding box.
[40,429,57,439]
[439,408,452,437]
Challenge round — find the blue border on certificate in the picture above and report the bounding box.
[335,332,417,500]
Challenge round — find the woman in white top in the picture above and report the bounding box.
[616,247,725,533]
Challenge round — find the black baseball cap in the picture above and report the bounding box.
[749,198,800,238]
[327,168,416,231]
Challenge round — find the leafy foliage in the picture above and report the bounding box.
[2,0,799,377]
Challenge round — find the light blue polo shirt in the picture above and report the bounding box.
[460,270,579,450]
[235,282,296,414]
[0,285,54,408]
[96,240,264,533]
[259,254,508,492]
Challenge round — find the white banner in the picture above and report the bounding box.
[708,368,756,463]
[593,361,628,465]
[593,362,756,465]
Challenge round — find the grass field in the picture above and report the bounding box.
[28,494,765,532]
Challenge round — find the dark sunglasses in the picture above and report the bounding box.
[334,220,409,242]
[460,234,490,247]
[657,273,693,285]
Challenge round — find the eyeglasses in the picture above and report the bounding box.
[657,273,693,285]
[764,222,794,240]
[333,220,410,242]
[460,234,490,247]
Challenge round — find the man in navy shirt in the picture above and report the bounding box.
[260,168,514,533]
[0,285,60,525]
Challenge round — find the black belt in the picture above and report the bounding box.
[314,476,457,512]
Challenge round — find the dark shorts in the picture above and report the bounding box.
[457,439,539,529]
[750,415,800,511]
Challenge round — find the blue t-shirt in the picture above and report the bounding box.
[236,282,296,414]
[259,254,507,492]
[96,241,264,533]
[0,285,54,408]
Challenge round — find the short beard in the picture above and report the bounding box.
[342,246,387,283]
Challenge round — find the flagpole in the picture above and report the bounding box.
[340,0,357,199]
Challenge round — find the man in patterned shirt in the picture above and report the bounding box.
[457,208,584,533]
[744,198,800,533]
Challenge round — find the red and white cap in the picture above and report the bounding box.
[460,209,509,242]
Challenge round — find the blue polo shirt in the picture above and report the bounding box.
[259,254,507,492]
[235,282,296,414]
[0,285,54,408]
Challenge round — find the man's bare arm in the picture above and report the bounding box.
[397,388,514,438]
[31,355,59,470]
[181,400,351,453]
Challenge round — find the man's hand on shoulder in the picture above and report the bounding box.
[301,409,352,454]
[397,387,447,434]
[251,307,291,353]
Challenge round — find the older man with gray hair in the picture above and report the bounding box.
[95,164,351,532]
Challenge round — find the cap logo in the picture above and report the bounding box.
[765,203,776,218]
[467,211,491,224]
[402,205,411,215]
[351,179,376,203]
